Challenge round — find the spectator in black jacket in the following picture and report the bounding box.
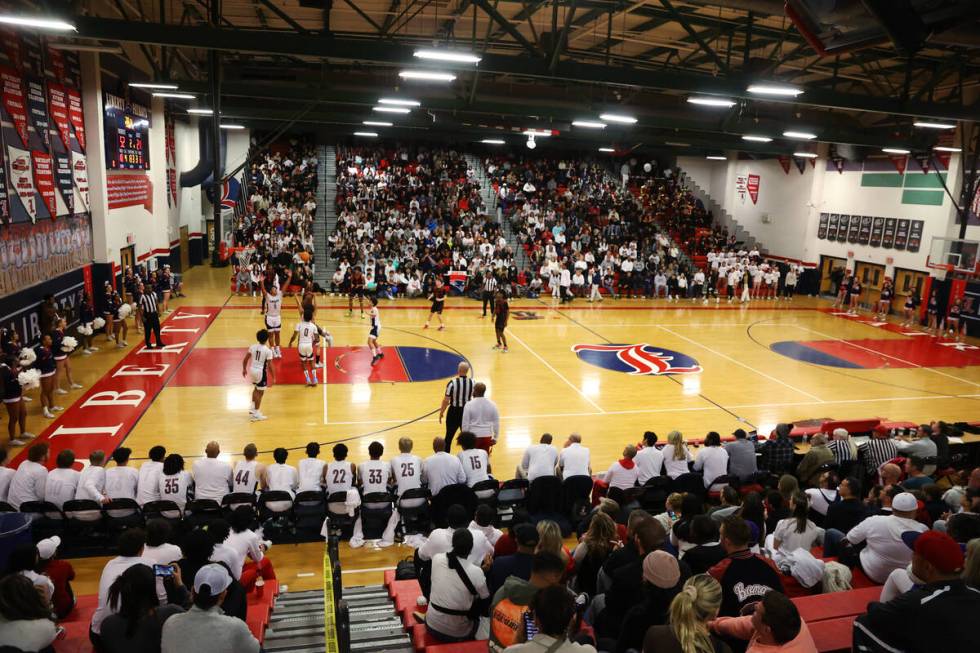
[853,530,978,653]
[598,509,653,592]
[595,519,666,638]
[682,515,726,575]
[708,516,784,617]
[614,551,687,653]
[823,476,867,555]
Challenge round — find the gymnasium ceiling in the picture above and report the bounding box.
[46,0,980,156]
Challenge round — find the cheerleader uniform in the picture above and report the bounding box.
[0,363,21,405]
[904,295,918,312]
[79,299,95,328]
[52,329,68,362]
[928,295,939,318]
[102,286,115,319]
[948,304,961,327]
[35,345,56,379]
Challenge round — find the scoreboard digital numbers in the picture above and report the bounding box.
[104,92,151,170]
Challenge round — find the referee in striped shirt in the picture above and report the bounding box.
[439,362,473,451]
[480,270,498,317]
[137,281,164,349]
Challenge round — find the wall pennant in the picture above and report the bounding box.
[887,154,908,176]
[777,155,791,174]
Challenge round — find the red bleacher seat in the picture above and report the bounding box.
[808,615,856,653]
[57,594,99,653]
[424,641,489,653]
[246,611,266,641]
[384,569,396,586]
[389,579,422,600]
[412,624,445,653]
[793,587,881,623]
[819,419,881,435]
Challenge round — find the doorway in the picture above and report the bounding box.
[179,225,190,272]
[120,245,135,295]
[855,261,886,309]
[819,255,847,295]
[894,268,929,306]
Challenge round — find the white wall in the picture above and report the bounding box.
[176,117,203,235]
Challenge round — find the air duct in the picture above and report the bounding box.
[179,119,227,187]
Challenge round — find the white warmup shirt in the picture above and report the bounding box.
[266,463,298,497]
[44,468,80,508]
[0,467,14,504]
[325,461,354,495]
[457,449,490,487]
[423,452,466,496]
[390,453,423,495]
[693,446,730,488]
[136,460,164,505]
[425,553,490,639]
[559,443,590,479]
[75,466,108,503]
[634,446,665,484]
[358,460,392,495]
[461,397,500,441]
[191,457,233,501]
[846,514,928,583]
[105,466,139,500]
[298,458,326,493]
[233,460,260,494]
[7,460,48,509]
[522,444,559,482]
[604,460,640,491]
[158,471,193,509]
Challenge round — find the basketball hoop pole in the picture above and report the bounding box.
[322,337,328,425]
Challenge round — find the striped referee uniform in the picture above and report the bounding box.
[138,286,164,348]
[481,273,498,317]
[858,436,898,476]
[442,374,473,451]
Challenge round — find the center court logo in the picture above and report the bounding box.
[572,343,702,376]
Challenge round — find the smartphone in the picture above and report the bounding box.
[153,564,174,577]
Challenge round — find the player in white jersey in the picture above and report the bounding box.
[457,431,491,487]
[288,307,331,387]
[263,448,297,512]
[358,442,392,495]
[242,329,275,421]
[324,443,356,495]
[390,437,423,496]
[263,285,283,358]
[367,296,384,366]
[298,442,327,493]
[232,443,262,494]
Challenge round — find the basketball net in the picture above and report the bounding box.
[236,247,256,268]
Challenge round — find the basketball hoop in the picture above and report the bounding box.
[235,247,256,268]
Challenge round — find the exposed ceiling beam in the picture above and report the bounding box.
[471,0,542,56]
[256,0,308,34]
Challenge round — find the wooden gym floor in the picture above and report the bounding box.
[50,264,980,591]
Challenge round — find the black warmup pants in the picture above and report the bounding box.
[445,405,464,451]
[143,312,163,347]
[481,291,494,316]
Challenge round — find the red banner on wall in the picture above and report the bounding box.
[47,82,71,150]
[1,28,22,72]
[0,66,29,147]
[47,46,65,82]
[888,154,908,176]
[747,174,760,204]
[777,156,791,174]
[66,87,86,151]
[107,174,153,212]
[32,150,56,219]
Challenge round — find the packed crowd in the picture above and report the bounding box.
[233,138,319,295]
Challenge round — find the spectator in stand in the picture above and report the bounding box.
[770,493,824,562]
[470,504,503,548]
[90,528,151,647]
[853,530,977,653]
[795,434,834,488]
[462,382,500,451]
[100,564,186,653]
[711,590,817,653]
[7,442,49,509]
[724,429,758,481]
[803,471,839,527]
[504,584,596,653]
[191,441,233,502]
[827,428,857,466]
[895,425,938,475]
[762,424,795,475]
[7,542,54,607]
[424,436,466,497]
[571,511,617,596]
[596,520,667,638]
[683,516,727,575]
[425,529,490,642]
[859,427,899,478]
[635,431,664,484]
[823,476,866,537]
[604,444,640,493]
[161,564,260,653]
[0,448,14,503]
[0,574,58,652]
[225,506,276,592]
[616,551,685,653]
[106,447,139,500]
[520,433,559,482]
[709,516,785,617]
[902,457,933,491]
[661,430,693,479]
[693,432,729,489]
[558,433,591,479]
[707,487,741,523]
[36,535,75,619]
[488,522,539,596]
[642,574,728,653]
[137,445,166,505]
[489,552,566,652]
[142,519,183,604]
[879,463,902,488]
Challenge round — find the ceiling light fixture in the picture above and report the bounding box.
[783,130,817,140]
[378,98,420,107]
[599,113,637,124]
[742,135,773,143]
[373,106,411,114]
[413,49,481,64]
[747,83,803,97]
[706,155,727,161]
[187,108,214,115]
[481,139,505,145]
[220,124,245,130]
[793,152,818,159]
[130,82,179,90]
[0,15,75,31]
[598,147,615,152]
[882,147,910,154]
[398,70,456,82]
[687,97,736,108]
[523,129,552,137]
[354,131,378,137]
[572,120,607,129]
[933,146,961,153]
[152,92,195,99]
[914,121,955,130]
[665,142,691,147]
[363,120,392,127]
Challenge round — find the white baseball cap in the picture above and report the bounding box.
[193,564,232,595]
[893,492,918,512]
[36,536,61,560]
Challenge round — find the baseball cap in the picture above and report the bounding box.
[36,536,61,560]
[903,530,965,574]
[642,550,680,589]
[892,492,918,512]
[514,523,540,548]
[193,563,233,595]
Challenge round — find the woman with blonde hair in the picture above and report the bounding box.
[642,574,730,653]
[536,519,573,576]
[662,431,694,479]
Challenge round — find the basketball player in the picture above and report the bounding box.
[298,442,327,492]
[367,296,383,366]
[288,307,330,387]
[299,280,316,318]
[423,277,446,330]
[947,298,966,342]
[232,443,263,494]
[348,266,366,317]
[242,329,275,421]
[324,444,356,496]
[926,290,941,335]
[493,292,509,352]
[390,437,423,496]
[876,278,894,320]
[351,441,396,548]
[902,292,920,327]
[457,431,491,487]
[263,284,283,358]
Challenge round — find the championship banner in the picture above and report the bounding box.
[747,174,760,204]
[46,82,70,150]
[165,111,178,208]
[72,150,89,211]
[21,33,43,78]
[26,77,50,151]
[0,144,8,224]
[7,145,37,222]
[0,66,29,147]
[107,174,152,212]
[54,150,74,216]
[46,46,65,82]
[66,87,85,151]
[32,151,56,218]
[0,28,22,72]
[64,52,82,90]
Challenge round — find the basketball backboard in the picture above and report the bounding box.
[927,237,980,275]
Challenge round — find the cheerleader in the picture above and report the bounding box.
[110,291,129,348]
[1,356,31,446]
[78,293,98,354]
[847,276,862,314]
[876,279,894,320]
[423,277,447,330]
[263,284,283,358]
[52,318,81,395]
[834,272,851,309]
[101,282,115,342]
[902,292,920,327]
[368,296,384,366]
[927,290,941,335]
[947,299,966,342]
[158,268,173,314]
[34,334,61,419]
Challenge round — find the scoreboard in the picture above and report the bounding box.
[104,92,151,170]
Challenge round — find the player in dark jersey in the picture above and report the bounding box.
[493,292,509,353]
[348,266,366,317]
[875,278,894,320]
[423,277,447,330]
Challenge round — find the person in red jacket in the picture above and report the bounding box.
[36,535,75,619]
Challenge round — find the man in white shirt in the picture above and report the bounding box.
[457,432,491,487]
[90,529,151,639]
[461,382,500,451]
[418,505,489,566]
[0,449,15,504]
[520,434,559,482]
[136,445,167,505]
[390,437,423,496]
[264,447,298,497]
[604,445,640,491]
[73,450,110,505]
[191,441,233,502]
[297,442,326,493]
[423,437,466,497]
[45,449,80,509]
[8,443,50,509]
[840,492,928,583]
[558,434,591,479]
[425,529,490,641]
[105,448,139,500]
[634,431,665,484]
[142,519,184,603]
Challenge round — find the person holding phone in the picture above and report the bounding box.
[100,564,186,653]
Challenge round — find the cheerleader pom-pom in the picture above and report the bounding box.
[18,347,36,366]
[17,369,41,390]
[118,303,133,319]
[77,325,93,336]
[92,317,106,330]
[61,336,78,353]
